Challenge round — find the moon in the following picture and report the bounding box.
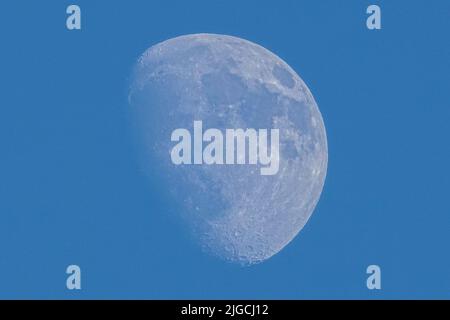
[128,34,328,265]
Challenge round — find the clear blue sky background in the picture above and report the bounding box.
[0,0,449,299]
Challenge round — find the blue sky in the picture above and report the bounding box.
[0,0,449,299]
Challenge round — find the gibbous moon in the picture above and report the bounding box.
[128,34,328,265]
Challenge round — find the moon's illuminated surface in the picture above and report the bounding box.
[128,34,328,265]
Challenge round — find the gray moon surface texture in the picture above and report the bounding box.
[128,34,328,265]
